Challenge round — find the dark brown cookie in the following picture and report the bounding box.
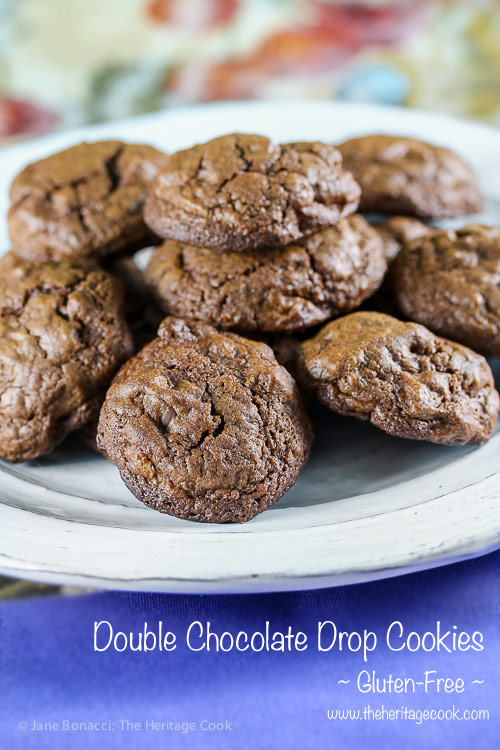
[338,135,482,219]
[299,311,499,445]
[8,140,169,262]
[144,215,387,332]
[144,133,361,253]
[0,251,134,462]
[97,317,313,523]
[393,224,500,358]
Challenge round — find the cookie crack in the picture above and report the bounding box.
[210,399,226,439]
[234,141,253,172]
[191,396,227,451]
[1,277,86,318]
[103,145,124,196]
[71,182,93,235]
[216,172,238,194]
[300,240,328,287]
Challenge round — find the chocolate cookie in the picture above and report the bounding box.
[144,215,387,332]
[144,133,361,253]
[338,135,482,219]
[97,317,313,523]
[393,224,500,358]
[0,252,134,462]
[8,140,169,262]
[299,312,499,445]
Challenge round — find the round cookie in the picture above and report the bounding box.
[0,251,134,462]
[144,215,387,332]
[97,317,313,523]
[338,135,482,219]
[144,133,361,253]
[8,140,169,262]
[299,311,499,446]
[392,224,500,358]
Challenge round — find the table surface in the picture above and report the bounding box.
[1,548,499,748]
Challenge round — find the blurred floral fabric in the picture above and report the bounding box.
[0,0,499,140]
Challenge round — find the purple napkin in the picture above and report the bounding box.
[1,550,499,749]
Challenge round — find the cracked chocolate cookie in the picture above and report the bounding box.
[393,224,500,358]
[97,316,313,523]
[0,251,134,462]
[144,133,361,253]
[144,215,387,332]
[8,140,169,262]
[338,135,482,219]
[299,312,499,445]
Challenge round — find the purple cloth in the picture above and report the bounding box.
[1,551,499,749]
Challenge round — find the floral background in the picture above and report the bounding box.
[1,0,500,143]
[0,0,499,598]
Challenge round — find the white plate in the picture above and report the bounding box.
[1,100,500,593]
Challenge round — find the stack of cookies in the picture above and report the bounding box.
[1,131,498,524]
[0,140,169,463]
